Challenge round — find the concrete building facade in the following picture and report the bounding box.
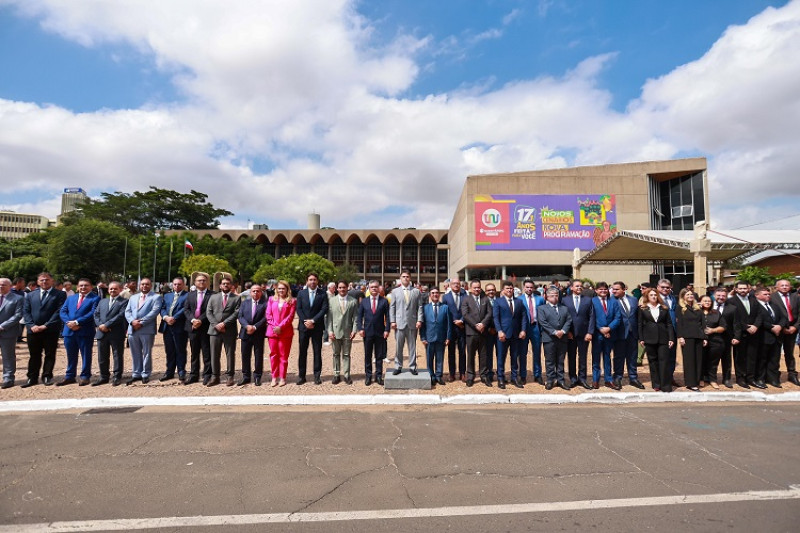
[0,211,52,241]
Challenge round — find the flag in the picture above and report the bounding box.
[185,240,194,251]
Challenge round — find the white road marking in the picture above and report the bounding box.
[3,486,800,532]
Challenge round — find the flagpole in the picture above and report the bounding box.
[168,239,174,281]
[137,238,142,286]
[123,237,128,281]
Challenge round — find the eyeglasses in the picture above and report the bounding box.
[658,286,669,289]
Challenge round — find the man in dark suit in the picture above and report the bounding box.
[563,279,594,389]
[483,283,498,383]
[441,278,467,381]
[729,281,762,388]
[159,276,189,382]
[357,280,390,386]
[538,286,573,390]
[493,280,529,389]
[206,275,241,387]
[519,279,545,385]
[0,278,24,388]
[657,279,679,384]
[22,272,67,387]
[591,282,621,389]
[183,272,215,385]
[611,281,643,389]
[295,272,329,385]
[770,279,800,386]
[238,284,268,386]
[714,288,738,388]
[756,287,786,388]
[420,287,451,386]
[460,279,493,387]
[93,281,128,386]
[57,278,100,386]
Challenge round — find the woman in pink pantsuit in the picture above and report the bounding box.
[266,280,296,386]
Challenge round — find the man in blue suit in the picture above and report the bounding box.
[519,279,545,385]
[563,279,594,389]
[591,281,621,389]
[420,287,451,386]
[159,276,189,382]
[22,272,66,387]
[124,278,162,384]
[0,278,24,388]
[57,278,100,386]
[357,280,390,386]
[441,278,467,381]
[493,280,529,389]
[238,284,268,386]
[295,272,329,385]
[611,281,644,389]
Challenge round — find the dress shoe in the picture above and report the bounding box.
[481,376,492,387]
[20,379,37,388]
[206,376,220,387]
[112,377,121,386]
[688,386,700,392]
[737,379,750,389]
[159,374,174,382]
[278,379,286,387]
[184,376,199,385]
[56,378,76,386]
[612,378,622,389]
[345,376,353,385]
[392,368,402,375]
[466,379,474,387]
[271,378,278,387]
[202,376,211,386]
[544,381,554,390]
[514,378,524,389]
[237,378,250,386]
[254,377,262,386]
[296,377,306,386]
[436,377,446,386]
[459,373,466,382]
[570,379,579,388]
[126,377,141,386]
[226,377,235,386]
[178,373,186,381]
[671,379,682,388]
[365,376,372,386]
[375,376,384,386]
[723,379,733,388]
[410,368,418,375]
[91,378,109,387]
[592,381,599,389]
[332,376,341,385]
[78,378,90,386]
[768,381,782,388]
[629,380,645,390]
[788,375,800,386]
[1,381,13,389]
[314,375,322,385]
[141,377,149,384]
[580,380,592,390]
[448,374,455,383]
[604,381,615,390]
[42,377,53,386]
[750,380,766,390]
[535,376,544,386]
[558,380,571,391]
[497,379,506,389]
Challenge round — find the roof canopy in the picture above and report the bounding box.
[576,230,800,266]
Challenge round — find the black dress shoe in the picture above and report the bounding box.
[126,377,141,386]
[788,375,800,386]
[345,376,353,385]
[436,377,446,386]
[497,379,506,389]
[612,378,622,389]
[112,377,121,386]
[629,380,645,390]
[376,376,384,386]
[514,378,524,389]
[558,380,571,391]
[202,376,211,386]
[365,376,372,386]
[142,377,150,384]
[750,380,767,389]
[466,379,474,387]
[91,378,109,387]
[56,378,76,386]
[225,377,235,387]
[580,380,592,390]
[332,376,341,385]
[206,376,220,387]
[78,378,90,386]
[254,377,262,386]
[545,381,554,390]
[448,374,455,382]
[1,381,13,389]
[296,377,306,386]
[184,376,199,385]
[768,381,782,388]
[42,377,53,386]
[723,379,733,388]
[314,375,322,385]
[410,368,417,375]
[535,376,544,386]
[392,368,402,375]
[20,379,37,388]
[671,379,682,388]
[159,374,174,382]
[178,373,186,381]
[237,378,250,386]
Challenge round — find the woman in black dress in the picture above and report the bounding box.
[700,295,726,390]
[638,288,675,392]
[676,288,707,391]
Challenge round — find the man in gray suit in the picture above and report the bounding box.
[206,275,241,387]
[124,278,162,384]
[325,280,359,384]
[0,278,24,388]
[389,269,423,375]
[93,281,129,386]
[538,286,573,390]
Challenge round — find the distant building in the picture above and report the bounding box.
[61,187,88,215]
[0,211,52,240]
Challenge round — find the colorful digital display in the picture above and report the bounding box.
[474,194,617,250]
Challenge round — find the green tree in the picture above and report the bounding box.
[192,235,273,283]
[253,253,335,285]
[335,262,361,283]
[0,255,48,281]
[47,219,128,281]
[178,254,233,278]
[71,186,233,235]
[736,266,777,287]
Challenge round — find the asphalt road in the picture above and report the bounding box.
[2,403,800,532]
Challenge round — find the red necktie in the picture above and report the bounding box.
[372,297,377,314]
[76,295,84,309]
[602,298,607,313]
[528,295,534,322]
[784,294,793,322]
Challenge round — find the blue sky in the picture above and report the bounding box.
[0,0,798,230]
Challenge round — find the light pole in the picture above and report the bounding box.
[153,231,160,282]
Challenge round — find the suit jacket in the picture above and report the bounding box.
[538,303,573,344]
[389,285,423,329]
[420,302,451,343]
[770,291,800,331]
[661,294,678,331]
[562,293,595,337]
[519,293,545,333]
[159,290,188,333]
[592,296,622,341]
[23,288,67,333]
[357,295,390,337]
[676,306,705,339]
[296,287,329,333]
[94,296,129,341]
[613,294,639,340]
[460,294,492,336]
[325,295,359,339]
[0,292,24,338]
[493,295,529,338]
[60,293,100,338]
[715,301,739,342]
[266,297,296,339]
[238,295,268,339]
[206,292,241,338]
[441,289,467,323]
[125,292,163,336]
[638,305,675,345]
[757,300,785,345]
[729,294,762,340]
[183,290,215,335]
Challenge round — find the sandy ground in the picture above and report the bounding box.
[2,319,798,399]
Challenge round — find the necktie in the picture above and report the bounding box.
[742,297,750,314]
[40,289,47,302]
[508,298,514,314]
[339,297,345,313]
[784,294,794,322]
[766,303,775,320]
[0,294,4,307]
[454,293,460,309]
[528,295,535,322]
[223,293,228,308]
[76,295,83,309]
[404,288,409,304]
[620,297,629,314]
[602,298,607,313]
[434,303,438,321]
[251,300,257,319]
[169,293,179,315]
[195,292,204,318]
[110,297,115,308]
[309,290,315,306]
[574,295,579,309]
[372,297,377,314]
[475,295,480,306]
[553,304,559,317]
[139,294,146,309]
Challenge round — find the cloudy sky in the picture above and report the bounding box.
[1,0,798,231]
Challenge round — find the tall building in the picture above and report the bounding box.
[61,187,88,215]
[0,211,52,240]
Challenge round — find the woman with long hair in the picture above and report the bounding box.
[638,287,675,391]
[676,288,707,391]
[700,294,726,390]
[266,280,296,387]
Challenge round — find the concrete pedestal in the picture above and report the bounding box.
[383,369,432,390]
